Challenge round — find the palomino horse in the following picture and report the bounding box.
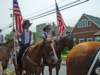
[42,34,74,75]
[16,39,55,75]
[66,42,100,75]
[0,40,14,70]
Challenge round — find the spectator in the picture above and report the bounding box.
[0,29,4,45]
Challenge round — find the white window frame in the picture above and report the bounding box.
[82,19,88,28]
[77,19,88,28]
[88,20,92,27]
[87,38,93,41]
[79,38,85,43]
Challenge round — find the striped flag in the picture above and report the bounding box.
[55,0,66,37]
[13,0,23,35]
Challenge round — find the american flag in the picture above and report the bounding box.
[13,0,23,35]
[55,1,66,37]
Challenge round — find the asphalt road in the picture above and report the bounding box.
[41,64,66,75]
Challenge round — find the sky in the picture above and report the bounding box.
[0,0,100,35]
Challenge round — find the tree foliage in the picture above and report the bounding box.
[5,31,14,42]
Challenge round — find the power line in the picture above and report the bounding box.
[27,0,89,20]
[2,23,13,31]
[26,0,66,18]
[27,0,79,20]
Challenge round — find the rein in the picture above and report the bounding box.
[51,43,58,61]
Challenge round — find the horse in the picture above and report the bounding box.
[0,39,14,70]
[42,34,74,75]
[16,39,55,75]
[66,42,100,75]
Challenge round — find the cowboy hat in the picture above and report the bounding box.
[43,25,51,31]
[23,20,32,28]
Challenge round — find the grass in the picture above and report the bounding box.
[61,50,70,61]
[61,54,67,61]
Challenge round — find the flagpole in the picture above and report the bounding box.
[54,0,57,6]
[54,0,60,37]
[12,0,17,66]
[12,0,15,32]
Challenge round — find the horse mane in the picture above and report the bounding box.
[30,40,44,49]
[26,40,45,57]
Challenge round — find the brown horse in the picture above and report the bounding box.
[0,40,14,70]
[16,39,54,75]
[66,42,100,75]
[42,34,74,75]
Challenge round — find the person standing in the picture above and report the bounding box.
[0,29,4,45]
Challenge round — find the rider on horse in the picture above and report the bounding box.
[42,25,58,64]
[17,20,33,65]
[42,25,52,41]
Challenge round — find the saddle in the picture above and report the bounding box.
[21,40,44,63]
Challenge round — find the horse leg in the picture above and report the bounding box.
[56,60,62,75]
[17,69,22,75]
[19,68,23,75]
[41,66,44,75]
[16,64,23,75]
[25,71,31,75]
[49,66,53,75]
[56,64,60,75]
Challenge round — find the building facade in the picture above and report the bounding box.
[72,14,100,43]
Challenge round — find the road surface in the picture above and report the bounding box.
[42,64,66,75]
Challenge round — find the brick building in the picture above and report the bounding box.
[72,14,100,43]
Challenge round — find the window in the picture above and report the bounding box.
[82,19,88,27]
[79,38,85,43]
[77,19,88,28]
[87,38,93,41]
[88,21,92,27]
[95,37,100,42]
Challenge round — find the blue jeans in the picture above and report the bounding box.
[17,43,30,64]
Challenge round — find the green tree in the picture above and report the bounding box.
[5,31,14,42]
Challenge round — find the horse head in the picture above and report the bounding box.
[0,39,14,69]
[61,33,74,49]
[41,39,54,57]
[55,32,74,52]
